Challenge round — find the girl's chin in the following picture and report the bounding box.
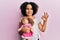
[27,15,32,16]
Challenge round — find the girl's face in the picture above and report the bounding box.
[26,4,33,16]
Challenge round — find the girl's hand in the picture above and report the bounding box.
[18,28,22,32]
[31,28,34,32]
[18,28,20,32]
[21,27,30,32]
[41,12,49,22]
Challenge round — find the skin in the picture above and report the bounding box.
[25,4,49,32]
[26,4,33,16]
[18,18,33,34]
[18,4,49,32]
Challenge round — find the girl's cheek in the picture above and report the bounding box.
[26,9,28,13]
[31,10,33,13]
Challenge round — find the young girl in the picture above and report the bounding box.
[18,18,34,40]
[19,2,49,40]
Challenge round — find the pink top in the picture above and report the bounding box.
[21,23,32,28]
[21,24,33,39]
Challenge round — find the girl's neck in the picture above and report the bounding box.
[27,16,33,18]
[25,16,35,20]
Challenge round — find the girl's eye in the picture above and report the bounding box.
[26,8,33,10]
[26,8,29,10]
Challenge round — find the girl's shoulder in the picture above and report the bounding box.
[34,17,41,23]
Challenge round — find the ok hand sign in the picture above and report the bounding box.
[41,12,49,22]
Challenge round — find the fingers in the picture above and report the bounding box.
[41,15,46,21]
[41,12,49,22]
[44,12,49,19]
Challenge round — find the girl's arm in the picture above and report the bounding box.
[18,27,22,32]
[38,12,49,32]
[38,21,47,32]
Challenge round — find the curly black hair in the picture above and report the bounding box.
[20,2,38,16]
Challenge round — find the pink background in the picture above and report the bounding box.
[0,0,60,40]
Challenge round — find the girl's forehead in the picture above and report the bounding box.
[26,4,32,8]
